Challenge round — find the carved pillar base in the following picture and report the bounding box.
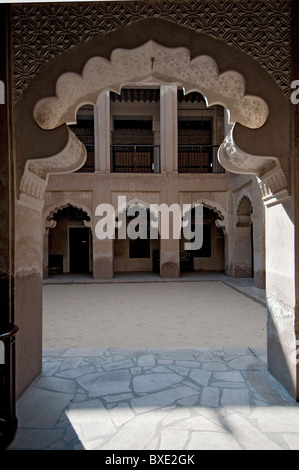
[231,226,253,278]
[93,239,114,279]
[160,238,180,278]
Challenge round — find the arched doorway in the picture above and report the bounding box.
[46,205,92,276]
[114,204,160,275]
[233,195,254,279]
[180,206,225,274]
[14,18,297,400]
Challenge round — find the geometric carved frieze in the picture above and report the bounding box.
[257,167,291,207]
[12,1,292,101]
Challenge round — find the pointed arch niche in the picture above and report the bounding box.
[14,19,297,400]
[44,203,93,278]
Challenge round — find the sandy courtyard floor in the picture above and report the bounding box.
[43,281,267,349]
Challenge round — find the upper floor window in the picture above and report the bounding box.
[111,88,160,173]
[69,87,225,174]
[177,90,224,173]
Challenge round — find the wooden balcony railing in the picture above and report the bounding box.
[111,145,160,173]
[76,144,95,173]
[178,145,224,173]
[77,144,225,174]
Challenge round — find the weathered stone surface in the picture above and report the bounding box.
[133,372,183,393]
[9,346,299,451]
[189,369,211,386]
[200,386,220,407]
[221,388,250,407]
[213,371,244,382]
[131,385,199,412]
[16,387,73,428]
[228,356,263,370]
[76,370,132,396]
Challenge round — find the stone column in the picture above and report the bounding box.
[159,179,180,278]
[262,0,299,400]
[43,228,49,279]
[93,238,114,279]
[153,114,160,173]
[92,179,114,279]
[160,85,178,173]
[160,235,180,278]
[265,200,297,398]
[252,179,266,288]
[232,226,253,278]
[225,189,234,277]
[94,91,110,173]
[159,86,180,277]
[15,199,44,396]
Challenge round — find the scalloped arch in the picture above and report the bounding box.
[33,41,269,131]
[45,202,92,224]
[236,191,253,214]
[188,197,228,234]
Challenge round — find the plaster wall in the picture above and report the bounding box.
[14,202,43,397]
[266,201,297,397]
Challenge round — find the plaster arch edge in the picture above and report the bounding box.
[44,201,93,231]
[218,128,290,207]
[18,32,290,209]
[33,40,269,132]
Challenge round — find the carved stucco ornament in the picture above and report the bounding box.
[44,200,93,232]
[19,128,86,210]
[34,41,269,131]
[20,41,288,208]
[218,129,290,207]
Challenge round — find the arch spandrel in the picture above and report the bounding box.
[15,18,291,207]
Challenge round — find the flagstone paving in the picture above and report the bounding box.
[7,346,299,450]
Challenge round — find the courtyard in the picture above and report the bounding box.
[7,277,299,450]
[42,278,267,349]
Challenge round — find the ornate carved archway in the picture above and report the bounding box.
[14,17,297,400]
[15,19,291,211]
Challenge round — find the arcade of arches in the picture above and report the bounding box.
[1,3,299,412]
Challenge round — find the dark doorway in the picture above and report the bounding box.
[69,227,90,273]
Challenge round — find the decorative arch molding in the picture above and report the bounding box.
[20,128,87,211]
[218,128,290,206]
[235,190,254,213]
[192,198,228,235]
[16,18,291,208]
[44,194,93,232]
[179,192,228,235]
[235,193,253,228]
[45,202,92,229]
[34,41,269,131]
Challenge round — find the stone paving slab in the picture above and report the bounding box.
[7,347,299,451]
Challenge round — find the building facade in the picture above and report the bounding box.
[44,88,263,281]
[0,0,298,412]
